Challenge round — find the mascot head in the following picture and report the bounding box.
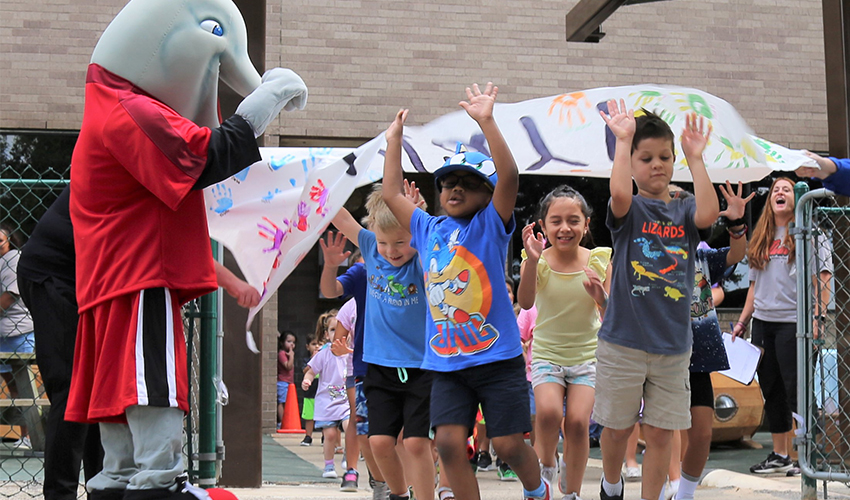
[91,0,261,128]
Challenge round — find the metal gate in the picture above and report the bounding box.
[795,185,850,498]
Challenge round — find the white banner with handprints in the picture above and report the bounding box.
[205,84,814,349]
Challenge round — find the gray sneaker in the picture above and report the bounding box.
[369,475,390,500]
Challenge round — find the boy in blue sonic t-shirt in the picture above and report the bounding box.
[329,184,435,500]
[382,83,550,500]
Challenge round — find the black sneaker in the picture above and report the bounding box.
[475,450,494,471]
[340,468,359,492]
[786,461,801,476]
[300,435,313,446]
[599,475,624,500]
[749,452,793,474]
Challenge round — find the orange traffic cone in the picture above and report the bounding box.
[277,382,304,434]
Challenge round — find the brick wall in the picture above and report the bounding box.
[264,0,828,151]
[2,0,829,151]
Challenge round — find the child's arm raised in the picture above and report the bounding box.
[319,231,350,298]
[718,180,754,266]
[516,222,544,310]
[600,99,635,220]
[460,83,518,225]
[681,113,720,229]
[381,109,416,232]
[331,208,363,247]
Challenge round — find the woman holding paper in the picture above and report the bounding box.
[732,177,833,476]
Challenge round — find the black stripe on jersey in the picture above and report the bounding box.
[141,287,170,407]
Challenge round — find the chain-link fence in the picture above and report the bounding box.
[796,186,850,496]
[0,166,218,497]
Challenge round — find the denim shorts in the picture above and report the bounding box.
[530,359,596,389]
[276,381,290,403]
[354,380,369,435]
[314,420,344,430]
[0,333,34,374]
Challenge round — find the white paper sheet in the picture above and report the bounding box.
[718,332,763,385]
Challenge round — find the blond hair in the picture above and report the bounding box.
[314,308,338,345]
[361,183,426,231]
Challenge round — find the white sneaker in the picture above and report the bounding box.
[540,465,557,486]
[322,463,337,478]
[622,465,641,481]
[559,457,568,493]
[9,437,30,449]
[665,480,679,500]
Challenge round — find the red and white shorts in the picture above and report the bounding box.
[66,288,189,424]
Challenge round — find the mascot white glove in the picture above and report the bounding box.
[236,68,308,137]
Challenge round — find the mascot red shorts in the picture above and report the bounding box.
[67,287,189,424]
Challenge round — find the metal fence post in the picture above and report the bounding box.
[196,242,220,487]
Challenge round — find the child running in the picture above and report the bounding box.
[302,312,350,480]
[516,185,612,500]
[595,102,719,500]
[328,183,434,500]
[382,82,549,500]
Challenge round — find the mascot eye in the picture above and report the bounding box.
[200,20,223,36]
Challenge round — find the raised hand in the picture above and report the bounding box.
[599,99,635,141]
[319,231,350,267]
[404,179,426,209]
[330,338,353,357]
[796,150,837,180]
[718,180,755,221]
[681,112,712,160]
[458,82,498,123]
[386,109,408,143]
[522,222,546,262]
[582,266,607,306]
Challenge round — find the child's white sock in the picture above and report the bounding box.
[602,476,623,496]
[676,472,699,499]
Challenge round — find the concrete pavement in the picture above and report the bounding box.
[221,433,850,500]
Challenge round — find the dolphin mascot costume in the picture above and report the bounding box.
[66,0,306,498]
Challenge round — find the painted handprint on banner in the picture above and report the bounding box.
[309,179,329,216]
[210,183,233,215]
[261,189,282,202]
[548,92,593,128]
[257,217,292,253]
[296,201,309,231]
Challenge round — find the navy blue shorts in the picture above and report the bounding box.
[430,355,531,438]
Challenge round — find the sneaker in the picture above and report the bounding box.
[599,475,624,500]
[664,480,679,500]
[786,461,801,476]
[369,475,390,500]
[540,465,557,486]
[475,450,494,471]
[340,468,359,492]
[498,461,519,482]
[749,452,793,474]
[559,457,568,493]
[622,465,641,481]
[322,463,337,478]
[300,435,313,446]
[388,488,414,500]
[524,477,551,500]
[9,436,30,450]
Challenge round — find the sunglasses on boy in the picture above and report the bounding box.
[437,173,489,191]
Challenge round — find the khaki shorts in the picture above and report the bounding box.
[592,339,691,430]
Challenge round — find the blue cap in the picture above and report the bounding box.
[433,143,498,190]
